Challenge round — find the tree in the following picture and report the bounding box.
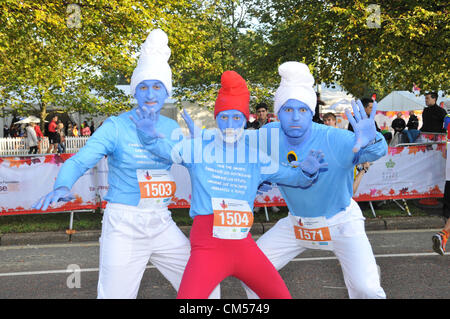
[0,0,213,131]
[247,0,449,98]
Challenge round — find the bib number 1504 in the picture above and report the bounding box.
[216,212,251,227]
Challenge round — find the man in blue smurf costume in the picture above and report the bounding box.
[243,61,388,299]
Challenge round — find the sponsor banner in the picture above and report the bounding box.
[0,154,109,216]
[354,143,446,201]
[0,143,446,215]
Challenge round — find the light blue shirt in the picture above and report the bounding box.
[262,122,387,218]
[138,128,317,218]
[54,109,180,206]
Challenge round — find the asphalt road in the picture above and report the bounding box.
[0,228,448,299]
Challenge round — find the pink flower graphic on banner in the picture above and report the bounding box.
[44,154,64,166]
[370,189,377,196]
[388,147,403,156]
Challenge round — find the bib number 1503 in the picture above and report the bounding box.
[141,182,174,198]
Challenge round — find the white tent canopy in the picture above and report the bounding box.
[377,90,450,112]
[317,83,354,113]
[14,115,42,124]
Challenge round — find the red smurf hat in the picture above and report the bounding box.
[214,71,250,120]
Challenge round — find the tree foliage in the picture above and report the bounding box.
[0,0,211,129]
[247,0,449,98]
[0,0,448,128]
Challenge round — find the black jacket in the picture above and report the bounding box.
[391,118,406,133]
[406,114,419,130]
[420,104,447,133]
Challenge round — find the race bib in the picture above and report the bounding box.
[212,198,254,240]
[137,169,176,209]
[289,214,333,250]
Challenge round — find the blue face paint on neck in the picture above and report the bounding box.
[134,80,168,115]
[278,99,313,145]
[216,110,246,143]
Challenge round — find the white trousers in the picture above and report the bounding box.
[97,203,220,299]
[245,201,386,299]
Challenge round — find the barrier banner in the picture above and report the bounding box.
[0,154,108,215]
[354,143,446,201]
[0,143,446,216]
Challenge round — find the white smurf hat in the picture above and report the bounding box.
[130,28,172,96]
[273,61,317,115]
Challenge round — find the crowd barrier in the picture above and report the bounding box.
[1,140,446,218]
[0,136,89,156]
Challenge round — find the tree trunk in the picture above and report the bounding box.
[40,103,47,135]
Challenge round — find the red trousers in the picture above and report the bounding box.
[177,214,292,299]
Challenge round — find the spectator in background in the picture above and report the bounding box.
[312,92,325,124]
[348,97,392,144]
[391,112,406,134]
[9,123,18,137]
[72,123,79,137]
[323,112,337,128]
[420,92,446,133]
[3,124,9,137]
[25,122,38,154]
[443,109,450,132]
[406,111,419,130]
[67,123,74,137]
[436,104,450,256]
[90,121,95,134]
[34,121,44,153]
[390,112,406,145]
[81,120,91,136]
[57,122,66,154]
[246,102,280,213]
[246,102,271,129]
[46,115,58,153]
[402,111,421,143]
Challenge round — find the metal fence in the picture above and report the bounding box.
[0,136,89,156]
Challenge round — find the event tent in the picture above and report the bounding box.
[377,90,450,112]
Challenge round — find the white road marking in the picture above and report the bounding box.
[0,252,446,278]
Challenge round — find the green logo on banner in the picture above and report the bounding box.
[385,159,395,168]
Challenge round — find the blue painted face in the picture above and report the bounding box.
[134,80,168,114]
[216,110,246,131]
[216,110,246,143]
[278,99,313,139]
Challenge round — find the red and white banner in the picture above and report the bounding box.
[0,143,446,216]
[354,143,446,200]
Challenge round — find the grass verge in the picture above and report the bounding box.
[0,200,436,234]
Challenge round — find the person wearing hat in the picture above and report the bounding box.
[32,29,216,299]
[132,70,328,299]
[243,61,387,299]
